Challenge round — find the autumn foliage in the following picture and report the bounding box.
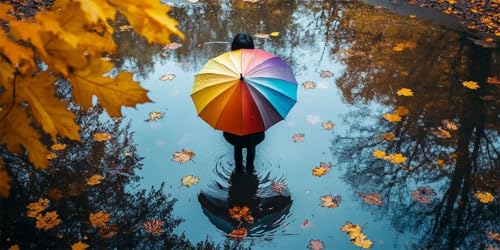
[0,0,183,197]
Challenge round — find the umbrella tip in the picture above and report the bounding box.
[240,73,244,81]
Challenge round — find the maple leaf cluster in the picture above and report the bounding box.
[0,0,183,197]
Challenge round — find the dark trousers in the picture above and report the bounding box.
[223,132,265,169]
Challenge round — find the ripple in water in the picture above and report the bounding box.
[198,153,293,240]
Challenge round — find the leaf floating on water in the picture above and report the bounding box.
[228,227,247,239]
[384,153,407,165]
[87,174,105,186]
[487,231,500,241]
[381,132,396,141]
[433,127,452,139]
[442,119,458,130]
[90,211,110,228]
[341,222,373,249]
[145,111,165,122]
[475,191,494,204]
[383,113,402,123]
[162,42,183,51]
[312,162,332,177]
[308,239,325,250]
[412,187,436,204]
[463,81,480,90]
[229,206,254,223]
[270,32,280,37]
[395,106,410,116]
[181,175,200,187]
[319,70,334,78]
[272,181,286,193]
[93,132,112,142]
[36,211,62,230]
[144,220,164,236]
[46,152,57,160]
[26,198,50,218]
[396,88,413,96]
[159,73,176,81]
[172,149,195,163]
[372,149,386,159]
[50,143,67,151]
[321,120,335,130]
[359,193,383,206]
[292,133,305,142]
[487,76,500,85]
[302,219,311,229]
[186,0,199,3]
[253,33,270,39]
[320,195,341,208]
[71,241,89,250]
[302,81,317,89]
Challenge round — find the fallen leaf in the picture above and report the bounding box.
[433,127,451,139]
[409,14,416,18]
[312,162,332,177]
[87,174,105,186]
[383,153,407,164]
[302,81,317,89]
[270,32,280,37]
[93,132,112,142]
[145,111,165,122]
[46,152,57,160]
[381,132,396,141]
[395,106,409,116]
[442,120,458,131]
[487,231,500,241]
[50,143,67,151]
[71,241,89,250]
[383,113,402,123]
[159,73,175,81]
[352,234,373,249]
[321,120,335,130]
[229,206,254,223]
[475,191,494,204]
[396,88,413,96]
[320,195,341,208]
[8,245,20,250]
[372,149,386,159]
[308,239,324,250]
[341,222,373,248]
[301,219,311,229]
[144,220,164,236]
[412,187,435,204]
[48,188,64,200]
[486,76,500,85]
[99,225,118,239]
[186,0,199,3]
[90,211,110,228]
[272,181,286,193]
[437,159,446,168]
[228,227,247,239]
[341,222,362,234]
[181,175,200,187]
[319,70,334,78]
[36,211,61,230]
[359,193,383,206]
[463,81,480,90]
[26,198,50,218]
[162,42,183,51]
[172,149,195,163]
[292,133,305,142]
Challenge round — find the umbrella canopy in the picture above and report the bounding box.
[192,49,298,136]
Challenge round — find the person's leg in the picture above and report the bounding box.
[234,146,243,169]
[246,145,256,172]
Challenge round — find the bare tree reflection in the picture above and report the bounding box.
[331,3,499,249]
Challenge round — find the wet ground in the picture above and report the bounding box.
[1,0,499,249]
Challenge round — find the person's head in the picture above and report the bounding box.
[231,33,255,51]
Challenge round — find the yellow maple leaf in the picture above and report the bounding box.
[384,153,407,164]
[87,174,105,186]
[372,149,386,159]
[396,88,413,96]
[35,211,62,230]
[433,127,451,139]
[320,195,341,208]
[0,106,50,168]
[0,158,10,198]
[341,222,362,234]
[90,211,110,228]
[26,198,50,218]
[172,149,195,163]
[93,132,112,142]
[442,119,458,131]
[475,191,494,204]
[462,81,480,90]
[312,164,331,177]
[270,32,280,37]
[0,32,35,73]
[383,113,402,123]
[72,241,90,250]
[181,175,200,187]
[352,234,373,248]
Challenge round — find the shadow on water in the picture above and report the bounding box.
[198,156,292,239]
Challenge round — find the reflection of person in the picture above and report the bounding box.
[224,33,265,171]
[198,166,292,236]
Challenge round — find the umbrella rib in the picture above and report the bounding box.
[207,59,240,76]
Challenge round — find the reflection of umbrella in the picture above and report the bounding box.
[191,49,298,136]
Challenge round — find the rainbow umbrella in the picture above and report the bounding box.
[191,49,297,136]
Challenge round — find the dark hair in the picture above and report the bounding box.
[231,33,255,50]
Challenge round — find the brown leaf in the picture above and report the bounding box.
[144,220,164,236]
[308,239,324,250]
[359,193,383,206]
[172,149,195,163]
[89,211,110,228]
[320,195,341,208]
